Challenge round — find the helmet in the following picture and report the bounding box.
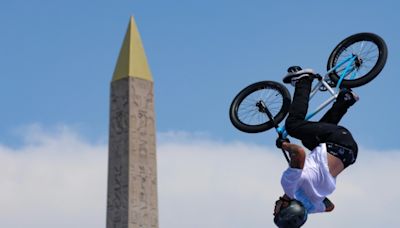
[274,199,307,228]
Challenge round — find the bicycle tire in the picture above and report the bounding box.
[229,81,291,133]
[327,33,388,88]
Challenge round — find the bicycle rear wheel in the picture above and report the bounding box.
[229,81,291,133]
[327,33,387,88]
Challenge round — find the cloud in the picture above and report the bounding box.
[0,126,399,228]
[0,125,107,228]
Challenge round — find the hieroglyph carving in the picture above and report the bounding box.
[107,77,158,228]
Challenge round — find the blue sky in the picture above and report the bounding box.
[1,1,400,227]
[1,0,399,149]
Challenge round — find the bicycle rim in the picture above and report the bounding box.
[333,40,380,80]
[236,85,285,127]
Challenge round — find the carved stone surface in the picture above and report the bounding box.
[107,77,158,228]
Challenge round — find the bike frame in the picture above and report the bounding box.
[275,55,358,139]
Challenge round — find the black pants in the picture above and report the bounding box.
[285,78,358,155]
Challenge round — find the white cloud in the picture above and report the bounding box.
[0,125,107,228]
[0,127,399,228]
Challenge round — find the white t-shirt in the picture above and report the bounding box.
[280,143,336,213]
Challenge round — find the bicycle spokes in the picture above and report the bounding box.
[333,41,380,80]
[236,87,284,126]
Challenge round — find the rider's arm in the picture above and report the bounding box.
[282,142,306,169]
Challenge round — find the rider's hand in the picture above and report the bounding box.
[276,137,290,149]
[273,195,291,216]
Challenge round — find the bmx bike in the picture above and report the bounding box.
[229,33,388,162]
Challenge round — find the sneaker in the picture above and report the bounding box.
[283,66,317,86]
[337,89,359,106]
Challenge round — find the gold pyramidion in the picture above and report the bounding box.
[112,16,153,82]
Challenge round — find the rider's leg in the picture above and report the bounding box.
[285,77,312,123]
[301,90,358,149]
[285,77,358,167]
[323,89,360,157]
[319,89,359,124]
[319,101,349,124]
[285,78,343,150]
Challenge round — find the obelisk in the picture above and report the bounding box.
[107,16,158,228]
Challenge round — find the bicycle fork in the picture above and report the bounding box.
[256,101,291,164]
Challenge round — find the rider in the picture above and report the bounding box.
[273,66,359,228]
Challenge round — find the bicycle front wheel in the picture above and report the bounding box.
[229,81,291,133]
[327,33,388,88]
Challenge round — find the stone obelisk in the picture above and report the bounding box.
[107,16,158,228]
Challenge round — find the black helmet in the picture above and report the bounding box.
[274,199,308,228]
